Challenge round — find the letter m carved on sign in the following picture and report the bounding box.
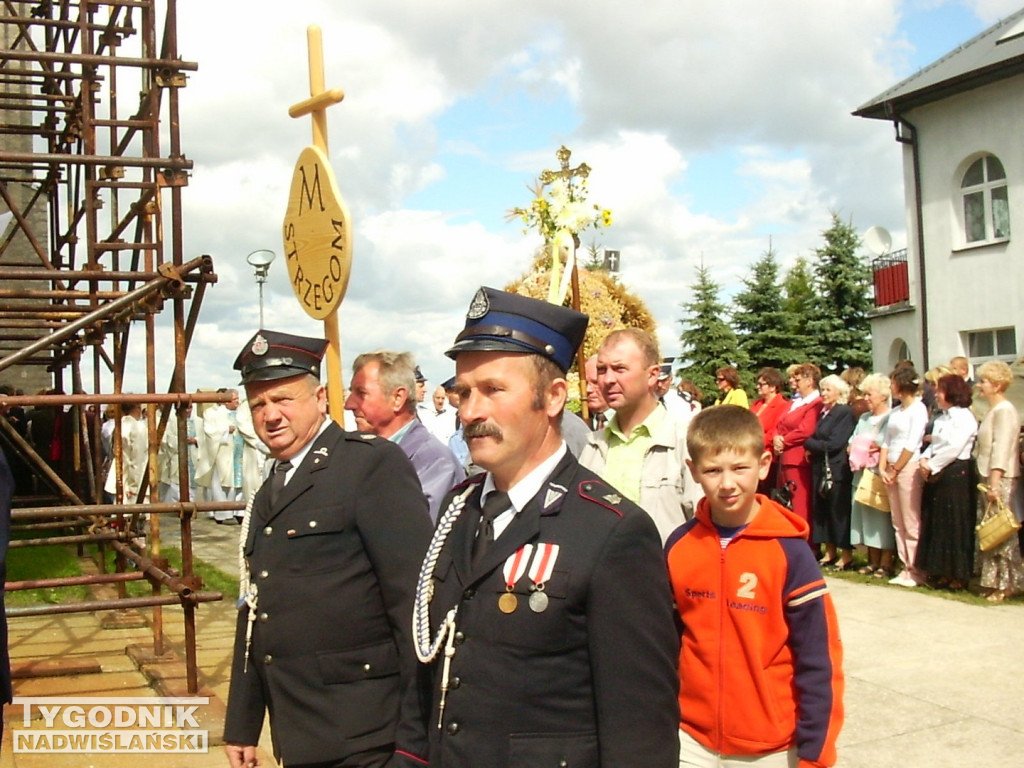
[299,163,326,214]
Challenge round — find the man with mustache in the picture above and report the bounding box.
[395,287,680,768]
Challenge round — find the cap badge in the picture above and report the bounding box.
[251,334,269,356]
[467,288,489,320]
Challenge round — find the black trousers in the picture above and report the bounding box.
[289,744,393,768]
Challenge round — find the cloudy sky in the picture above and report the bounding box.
[120,0,1022,394]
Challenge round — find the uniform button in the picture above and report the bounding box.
[449,676,461,689]
[263,526,272,536]
[363,663,372,673]
[559,760,568,768]
[454,631,465,645]
[259,570,269,579]
[308,520,317,528]
[463,588,475,600]
[263,654,272,665]
[259,612,268,622]
[445,722,459,736]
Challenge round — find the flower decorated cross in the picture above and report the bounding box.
[507,146,611,304]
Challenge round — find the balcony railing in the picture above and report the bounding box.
[872,249,909,307]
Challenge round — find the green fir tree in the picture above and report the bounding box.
[678,262,748,405]
[805,212,873,373]
[782,255,819,364]
[733,245,804,371]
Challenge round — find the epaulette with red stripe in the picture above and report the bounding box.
[577,479,625,517]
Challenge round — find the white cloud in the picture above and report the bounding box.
[98,0,989,393]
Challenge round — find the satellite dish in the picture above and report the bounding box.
[864,226,892,256]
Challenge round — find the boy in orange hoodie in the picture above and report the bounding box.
[666,406,844,767]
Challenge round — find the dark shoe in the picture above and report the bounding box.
[818,556,838,568]
[873,566,895,579]
[835,560,857,572]
[857,564,877,575]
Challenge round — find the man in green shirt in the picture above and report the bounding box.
[580,328,699,541]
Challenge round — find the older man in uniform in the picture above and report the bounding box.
[223,330,432,768]
[395,288,680,768]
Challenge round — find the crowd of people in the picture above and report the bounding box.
[218,289,846,768]
[742,355,1024,603]
[5,291,1022,768]
[218,320,1019,767]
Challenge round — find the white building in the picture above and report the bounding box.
[854,9,1024,376]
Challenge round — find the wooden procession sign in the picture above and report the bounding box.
[283,146,352,319]
[284,24,349,424]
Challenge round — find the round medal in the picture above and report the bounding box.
[498,592,518,614]
[528,590,549,613]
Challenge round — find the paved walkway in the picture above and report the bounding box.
[3,517,1023,766]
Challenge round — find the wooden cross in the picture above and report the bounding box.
[286,25,348,425]
[288,25,345,153]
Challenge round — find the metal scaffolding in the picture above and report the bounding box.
[0,0,233,693]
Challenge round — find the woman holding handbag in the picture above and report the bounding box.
[917,375,978,591]
[974,360,1024,602]
[848,373,896,578]
[806,375,857,569]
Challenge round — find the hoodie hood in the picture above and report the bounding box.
[694,493,810,541]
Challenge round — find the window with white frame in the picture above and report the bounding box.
[961,155,1009,244]
[965,327,1017,362]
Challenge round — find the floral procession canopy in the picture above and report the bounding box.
[507,146,612,305]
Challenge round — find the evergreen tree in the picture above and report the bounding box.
[733,246,804,371]
[677,263,748,404]
[806,212,873,373]
[782,255,819,364]
[582,240,605,271]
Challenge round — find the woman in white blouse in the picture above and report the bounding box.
[879,366,929,587]
[917,375,978,590]
[974,360,1024,602]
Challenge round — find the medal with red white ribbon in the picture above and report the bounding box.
[498,544,533,613]
[527,542,559,613]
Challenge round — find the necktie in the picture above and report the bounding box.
[472,491,510,567]
[269,460,292,507]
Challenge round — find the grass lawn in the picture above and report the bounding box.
[6,542,238,607]
[826,548,1022,607]
[5,543,89,606]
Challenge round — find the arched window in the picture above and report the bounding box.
[961,154,1009,244]
[889,338,910,370]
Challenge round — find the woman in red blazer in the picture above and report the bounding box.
[750,367,789,494]
[772,363,824,537]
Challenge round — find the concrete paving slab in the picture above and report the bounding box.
[827,575,1024,766]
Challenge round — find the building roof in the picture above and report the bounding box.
[854,7,1024,120]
